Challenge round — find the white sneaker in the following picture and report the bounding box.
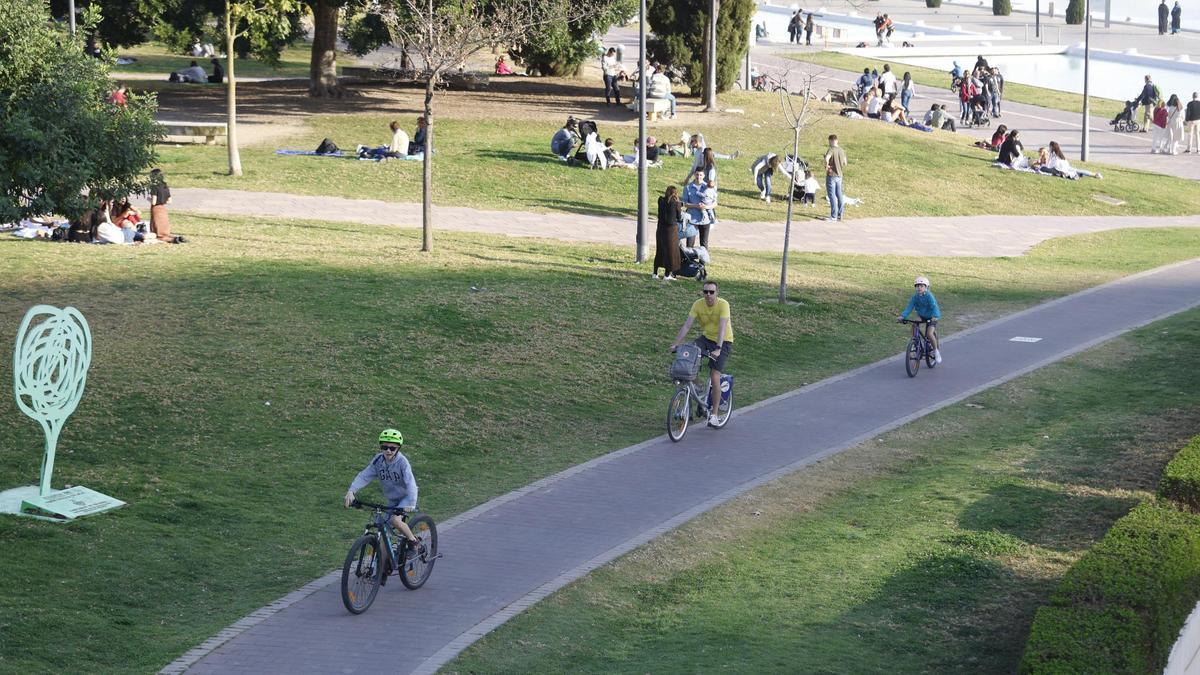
[665,275,677,281]
[934,349,942,365]
[651,273,659,279]
[765,195,771,204]
[708,414,720,426]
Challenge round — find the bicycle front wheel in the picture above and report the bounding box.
[667,387,691,442]
[905,339,921,378]
[399,515,438,590]
[710,381,734,429]
[341,534,383,614]
[925,340,937,369]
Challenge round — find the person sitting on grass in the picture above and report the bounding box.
[997,129,1026,168]
[111,197,142,243]
[1042,140,1103,179]
[880,96,908,124]
[974,124,1007,150]
[359,120,412,160]
[209,58,224,84]
[550,117,580,162]
[411,116,429,155]
[898,275,942,364]
[925,103,956,132]
[495,55,515,75]
[173,60,207,84]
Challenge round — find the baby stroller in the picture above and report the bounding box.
[965,94,991,127]
[676,241,710,281]
[1109,100,1140,133]
[572,120,605,168]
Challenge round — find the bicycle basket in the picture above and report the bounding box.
[669,344,703,380]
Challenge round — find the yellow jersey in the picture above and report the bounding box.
[689,298,734,343]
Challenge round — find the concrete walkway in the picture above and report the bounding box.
[163,258,1200,674]
[173,187,1200,256]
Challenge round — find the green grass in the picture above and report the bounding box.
[155,92,1200,221]
[1,220,1198,672]
[790,51,1125,121]
[111,42,347,83]
[448,308,1200,674]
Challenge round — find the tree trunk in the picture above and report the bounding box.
[226,3,242,176]
[308,0,342,97]
[421,79,434,252]
[705,0,718,111]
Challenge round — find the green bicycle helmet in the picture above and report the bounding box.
[378,428,404,445]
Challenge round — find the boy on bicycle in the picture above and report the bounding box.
[344,429,420,548]
[898,276,942,364]
[671,280,733,426]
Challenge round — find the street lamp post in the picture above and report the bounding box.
[1035,0,1040,38]
[636,0,648,262]
[69,0,76,36]
[1080,0,1091,161]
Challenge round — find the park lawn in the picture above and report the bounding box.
[790,51,1125,121]
[448,308,1200,674]
[154,92,1200,221]
[111,42,347,82]
[1,220,1198,671]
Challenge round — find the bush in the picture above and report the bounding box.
[1066,0,1085,24]
[648,0,755,95]
[510,0,637,77]
[1019,502,1200,674]
[993,0,1012,15]
[1160,436,1200,511]
[926,0,942,6]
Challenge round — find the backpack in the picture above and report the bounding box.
[669,343,703,380]
[315,138,340,154]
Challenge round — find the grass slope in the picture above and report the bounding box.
[448,309,1200,674]
[790,51,1125,121]
[0,220,1198,671]
[154,93,1200,221]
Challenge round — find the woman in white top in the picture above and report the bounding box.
[1046,141,1103,179]
[601,47,624,106]
[863,89,883,119]
[1166,94,1186,155]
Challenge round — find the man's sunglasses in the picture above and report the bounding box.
[702,290,717,295]
[380,444,400,452]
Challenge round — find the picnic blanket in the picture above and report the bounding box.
[274,149,425,162]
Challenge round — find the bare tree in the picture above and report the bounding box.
[222,0,298,176]
[373,0,609,252]
[776,70,825,304]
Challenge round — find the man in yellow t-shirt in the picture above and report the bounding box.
[670,280,733,426]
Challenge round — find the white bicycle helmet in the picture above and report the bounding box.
[914,276,930,287]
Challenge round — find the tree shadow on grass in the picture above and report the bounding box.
[521,198,630,220]
[475,149,561,166]
[956,482,1137,554]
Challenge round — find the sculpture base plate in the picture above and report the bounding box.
[0,485,125,521]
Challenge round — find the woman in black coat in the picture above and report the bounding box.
[653,185,683,280]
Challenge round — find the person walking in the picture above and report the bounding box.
[1185,92,1200,153]
[823,134,847,222]
[1166,94,1186,154]
[1159,0,1170,33]
[804,13,815,45]
[653,186,683,280]
[900,72,915,112]
[788,10,802,43]
[1137,75,1160,131]
[601,47,624,106]
[1150,100,1170,153]
[1171,1,1182,33]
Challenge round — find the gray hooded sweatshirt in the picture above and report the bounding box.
[349,452,418,509]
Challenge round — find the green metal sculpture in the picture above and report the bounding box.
[1,305,124,520]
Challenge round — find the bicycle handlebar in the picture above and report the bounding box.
[350,499,409,514]
[898,318,936,325]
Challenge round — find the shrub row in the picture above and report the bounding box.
[1020,435,1200,673]
[1020,502,1200,673]
[1159,435,1200,512]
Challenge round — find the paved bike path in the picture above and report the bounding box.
[169,258,1200,674]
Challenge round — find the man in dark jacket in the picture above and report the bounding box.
[1185,92,1200,153]
[1158,0,1170,33]
[1171,1,1182,33]
[1137,75,1160,131]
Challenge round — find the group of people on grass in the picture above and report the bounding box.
[1127,77,1199,155]
[169,58,224,84]
[358,117,429,160]
[985,128,1103,179]
[950,57,1004,123]
[10,168,185,245]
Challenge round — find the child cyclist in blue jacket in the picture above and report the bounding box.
[898,275,942,364]
[344,428,421,548]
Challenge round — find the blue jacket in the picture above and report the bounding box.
[901,291,941,320]
[349,452,418,509]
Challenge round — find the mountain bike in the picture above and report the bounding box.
[666,344,734,442]
[899,318,937,377]
[341,500,440,614]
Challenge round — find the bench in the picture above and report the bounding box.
[158,120,228,145]
[339,66,489,91]
[627,97,672,121]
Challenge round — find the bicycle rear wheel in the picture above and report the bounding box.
[399,515,438,590]
[709,381,734,428]
[341,534,383,614]
[667,387,691,442]
[905,339,921,378]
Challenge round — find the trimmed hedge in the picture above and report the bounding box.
[1160,436,1200,511]
[1020,502,1200,674]
[1066,0,1085,24]
[993,0,1012,15]
[925,0,942,6]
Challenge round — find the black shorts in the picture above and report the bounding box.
[696,336,732,372]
